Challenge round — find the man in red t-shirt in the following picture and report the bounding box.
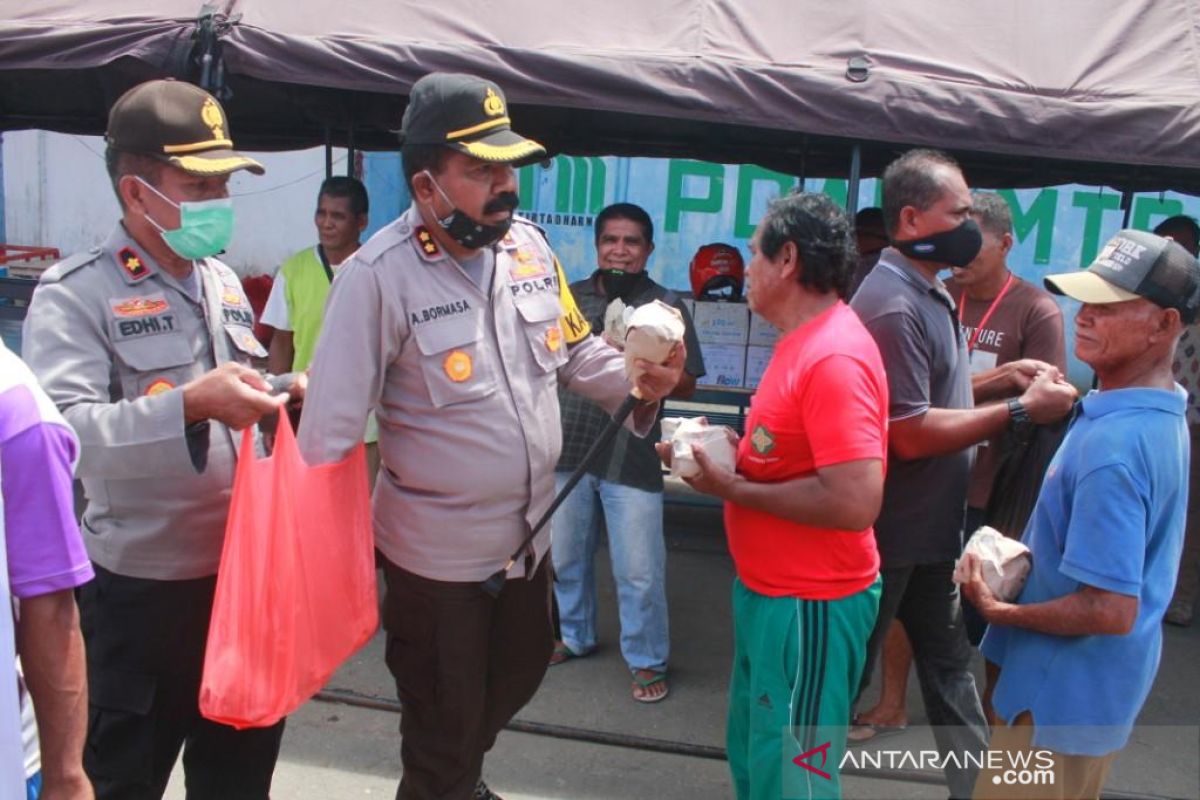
[661,191,888,800]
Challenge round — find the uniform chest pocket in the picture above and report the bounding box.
[112,334,195,399]
[514,294,569,374]
[411,313,496,408]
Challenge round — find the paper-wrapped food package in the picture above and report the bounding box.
[623,300,685,382]
[603,298,629,348]
[662,416,736,479]
[953,526,1032,601]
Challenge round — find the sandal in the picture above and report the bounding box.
[549,640,579,666]
[846,713,907,746]
[632,669,670,703]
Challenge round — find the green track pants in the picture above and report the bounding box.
[727,576,881,800]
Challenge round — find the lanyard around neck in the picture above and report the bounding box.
[959,273,1014,354]
[316,245,333,283]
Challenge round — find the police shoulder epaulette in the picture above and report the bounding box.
[511,213,549,242]
[355,219,411,265]
[204,256,237,279]
[37,247,103,284]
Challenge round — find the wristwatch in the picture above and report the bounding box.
[1007,398,1031,428]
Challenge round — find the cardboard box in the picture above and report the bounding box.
[692,301,749,345]
[748,313,780,346]
[743,345,774,390]
[697,344,747,388]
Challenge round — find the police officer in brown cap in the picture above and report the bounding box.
[298,73,685,800]
[24,79,292,799]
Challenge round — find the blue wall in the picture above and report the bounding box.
[359,152,1200,389]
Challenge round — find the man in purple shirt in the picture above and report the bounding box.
[0,340,95,799]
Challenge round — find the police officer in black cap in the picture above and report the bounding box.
[298,73,685,800]
[24,79,292,799]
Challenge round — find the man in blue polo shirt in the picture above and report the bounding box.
[964,229,1200,799]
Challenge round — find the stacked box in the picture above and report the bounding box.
[748,313,780,346]
[691,300,755,388]
[743,345,775,390]
[692,301,749,346]
[698,344,746,388]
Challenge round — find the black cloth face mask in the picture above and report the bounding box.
[599,269,649,302]
[426,172,519,250]
[893,218,983,268]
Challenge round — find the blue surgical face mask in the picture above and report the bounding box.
[138,177,234,260]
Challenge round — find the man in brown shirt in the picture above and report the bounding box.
[946,192,1068,522]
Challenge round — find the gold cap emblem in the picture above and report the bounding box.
[483,87,505,117]
[200,96,226,141]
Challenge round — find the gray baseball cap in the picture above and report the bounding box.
[1044,229,1200,323]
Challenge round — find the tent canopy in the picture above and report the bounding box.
[3,1,1200,191]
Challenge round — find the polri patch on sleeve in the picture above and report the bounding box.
[117,247,150,281]
[553,256,591,344]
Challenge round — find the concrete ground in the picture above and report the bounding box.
[167,502,1200,799]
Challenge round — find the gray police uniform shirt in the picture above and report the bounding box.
[22,225,267,580]
[850,247,974,567]
[298,206,654,583]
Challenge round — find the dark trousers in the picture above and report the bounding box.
[857,561,989,800]
[79,564,285,800]
[382,556,555,800]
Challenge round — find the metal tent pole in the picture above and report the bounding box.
[324,125,333,179]
[846,144,863,214]
[1120,189,1135,228]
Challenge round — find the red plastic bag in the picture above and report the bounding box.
[200,411,377,729]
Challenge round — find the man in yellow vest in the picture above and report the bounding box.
[263,177,380,475]
[263,176,369,373]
